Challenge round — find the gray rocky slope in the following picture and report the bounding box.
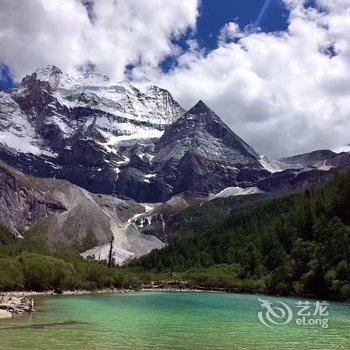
[0,161,163,264]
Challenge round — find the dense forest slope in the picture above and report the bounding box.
[130,171,350,300]
[1,171,349,301]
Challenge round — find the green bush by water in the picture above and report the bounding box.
[0,237,143,291]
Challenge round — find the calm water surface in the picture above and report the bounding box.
[0,292,349,350]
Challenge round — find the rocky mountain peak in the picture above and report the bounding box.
[148,102,268,201]
[186,99,212,115]
[17,67,64,92]
[157,100,259,161]
[31,65,63,89]
[181,100,227,131]
[35,64,63,77]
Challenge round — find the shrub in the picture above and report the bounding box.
[85,262,113,288]
[19,252,77,291]
[0,257,24,291]
[113,272,141,290]
[341,284,350,299]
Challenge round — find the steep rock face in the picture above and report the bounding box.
[0,162,164,263]
[0,162,65,234]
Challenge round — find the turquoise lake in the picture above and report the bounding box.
[0,292,349,349]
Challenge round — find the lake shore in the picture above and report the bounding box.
[1,285,349,319]
[0,294,34,319]
[0,286,233,319]
[0,288,134,318]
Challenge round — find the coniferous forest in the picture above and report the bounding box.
[130,171,350,300]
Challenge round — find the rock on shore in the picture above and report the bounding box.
[0,309,12,319]
[0,294,34,318]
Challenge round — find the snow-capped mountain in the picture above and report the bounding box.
[257,149,350,193]
[10,65,183,154]
[0,66,185,201]
[1,65,350,264]
[1,65,350,203]
[0,66,269,202]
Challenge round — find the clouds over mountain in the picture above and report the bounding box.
[0,0,350,157]
[149,0,350,157]
[0,0,199,80]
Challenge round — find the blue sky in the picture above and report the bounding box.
[197,0,288,49]
[161,0,289,72]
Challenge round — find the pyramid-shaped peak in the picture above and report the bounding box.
[194,99,207,108]
[187,100,213,115]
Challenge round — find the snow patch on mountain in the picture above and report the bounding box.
[0,92,54,155]
[100,127,164,151]
[213,186,263,198]
[259,155,286,173]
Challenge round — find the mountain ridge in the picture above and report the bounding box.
[0,66,349,204]
[0,66,268,202]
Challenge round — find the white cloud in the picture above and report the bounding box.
[0,0,199,80]
[0,0,350,158]
[218,22,242,44]
[143,0,350,158]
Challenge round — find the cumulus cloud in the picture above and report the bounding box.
[218,22,242,44]
[144,0,350,158]
[0,0,199,80]
[0,0,349,158]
